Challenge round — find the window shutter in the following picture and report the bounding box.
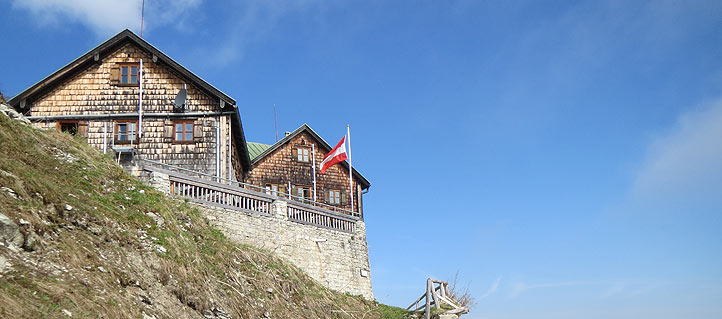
[340,190,347,206]
[110,67,120,85]
[193,124,202,140]
[292,148,298,162]
[78,122,89,137]
[279,184,286,197]
[323,190,329,204]
[164,122,173,141]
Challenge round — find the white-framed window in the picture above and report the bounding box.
[265,183,281,196]
[296,147,310,162]
[296,186,312,202]
[328,189,341,205]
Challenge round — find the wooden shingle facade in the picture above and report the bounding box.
[9,30,251,180]
[245,125,371,218]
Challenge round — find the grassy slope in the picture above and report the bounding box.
[0,111,409,318]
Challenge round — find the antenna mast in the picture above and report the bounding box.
[274,104,279,142]
[140,0,145,37]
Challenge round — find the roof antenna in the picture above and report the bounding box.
[274,103,279,142]
[140,0,145,37]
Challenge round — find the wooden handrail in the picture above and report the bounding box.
[407,278,469,319]
[287,202,356,233]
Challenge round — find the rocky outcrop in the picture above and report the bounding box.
[0,103,31,125]
[0,213,24,251]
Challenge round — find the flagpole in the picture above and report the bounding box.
[312,143,317,202]
[138,58,143,139]
[347,124,353,214]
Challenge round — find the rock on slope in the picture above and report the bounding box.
[0,102,407,318]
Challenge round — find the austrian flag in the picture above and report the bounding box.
[319,136,348,173]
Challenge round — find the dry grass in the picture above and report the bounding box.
[0,113,407,318]
[447,272,475,310]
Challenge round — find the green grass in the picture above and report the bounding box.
[377,302,413,319]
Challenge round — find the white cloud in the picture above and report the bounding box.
[11,0,200,37]
[632,99,722,208]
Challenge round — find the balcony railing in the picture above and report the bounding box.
[139,158,361,218]
[287,201,357,233]
[140,160,358,233]
[169,175,272,216]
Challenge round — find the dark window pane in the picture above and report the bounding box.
[185,132,192,140]
[185,123,193,132]
[175,132,182,140]
[122,67,128,75]
[130,75,137,83]
[175,123,183,131]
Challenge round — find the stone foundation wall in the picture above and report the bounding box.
[145,171,373,299]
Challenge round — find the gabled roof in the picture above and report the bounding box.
[8,29,252,175]
[248,142,273,160]
[250,124,371,190]
[9,29,235,109]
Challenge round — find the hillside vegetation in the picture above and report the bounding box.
[0,105,409,318]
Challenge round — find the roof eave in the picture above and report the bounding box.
[230,106,252,177]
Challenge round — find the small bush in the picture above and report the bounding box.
[447,272,475,310]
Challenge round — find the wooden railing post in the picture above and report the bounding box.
[425,278,432,319]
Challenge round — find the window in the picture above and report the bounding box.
[58,121,79,135]
[296,186,312,202]
[328,189,341,205]
[174,120,194,142]
[296,146,310,162]
[115,121,137,143]
[119,63,138,86]
[265,183,281,196]
[57,121,87,137]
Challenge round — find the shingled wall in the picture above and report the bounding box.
[26,43,239,180]
[244,131,363,216]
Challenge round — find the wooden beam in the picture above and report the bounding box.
[425,279,431,319]
[432,285,441,309]
[407,292,427,310]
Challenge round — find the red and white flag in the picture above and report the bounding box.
[320,136,348,173]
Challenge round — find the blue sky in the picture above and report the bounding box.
[2,1,722,318]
